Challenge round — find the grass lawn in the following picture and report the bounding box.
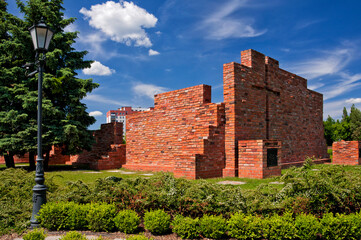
[45,166,285,190]
[45,167,161,186]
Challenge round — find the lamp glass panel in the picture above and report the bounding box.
[30,27,38,50]
[36,27,47,49]
[44,30,53,50]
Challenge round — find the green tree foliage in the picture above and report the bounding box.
[350,104,361,140]
[324,105,361,145]
[0,0,98,168]
[324,115,336,146]
[0,1,33,167]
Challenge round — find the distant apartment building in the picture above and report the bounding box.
[106,106,152,136]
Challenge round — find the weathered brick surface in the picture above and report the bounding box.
[125,49,328,179]
[69,122,126,170]
[124,85,226,179]
[333,141,361,165]
[238,140,282,179]
[223,49,329,177]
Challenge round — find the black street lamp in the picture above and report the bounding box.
[28,19,54,228]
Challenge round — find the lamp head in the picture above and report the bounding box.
[29,18,54,52]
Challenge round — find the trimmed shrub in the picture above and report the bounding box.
[23,228,47,240]
[59,231,87,240]
[126,234,153,240]
[294,213,321,240]
[38,202,89,230]
[143,209,171,235]
[262,212,296,240]
[87,203,117,232]
[320,212,360,240]
[345,212,361,239]
[227,212,263,240]
[199,215,226,239]
[114,209,140,234]
[171,215,199,239]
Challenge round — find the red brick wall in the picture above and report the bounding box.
[69,122,126,170]
[238,140,282,179]
[223,49,328,177]
[124,85,225,179]
[0,154,29,164]
[333,141,361,165]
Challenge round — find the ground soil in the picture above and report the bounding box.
[0,230,183,240]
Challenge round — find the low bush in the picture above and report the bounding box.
[171,215,199,239]
[86,203,117,232]
[227,212,263,240]
[59,231,87,240]
[294,213,321,240]
[113,209,140,234]
[126,234,153,240]
[38,202,89,230]
[143,209,171,235]
[0,169,36,234]
[23,228,47,240]
[262,212,296,240]
[320,212,361,240]
[199,214,226,239]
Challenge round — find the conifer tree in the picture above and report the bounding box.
[0,0,33,167]
[350,104,361,141]
[0,0,98,168]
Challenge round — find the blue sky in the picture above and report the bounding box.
[7,0,361,130]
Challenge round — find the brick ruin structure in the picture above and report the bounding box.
[125,49,329,179]
[0,122,126,170]
[332,141,361,165]
[1,49,331,179]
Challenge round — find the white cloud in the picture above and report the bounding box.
[290,49,353,79]
[83,61,115,76]
[199,0,266,40]
[80,1,157,47]
[89,111,103,117]
[324,99,361,120]
[308,83,325,90]
[132,83,168,99]
[321,73,361,100]
[346,98,361,104]
[148,49,160,56]
[78,32,107,57]
[85,94,127,106]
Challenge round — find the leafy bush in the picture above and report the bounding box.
[280,164,361,215]
[227,212,263,240]
[345,212,361,239]
[0,169,35,234]
[171,215,199,239]
[320,212,361,240]
[143,209,170,235]
[262,212,296,240]
[126,234,153,240]
[86,203,116,232]
[199,214,226,239]
[294,213,321,240]
[23,228,47,240]
[113,209,140,234]
[38,202,88,230]
[59,231,87,240]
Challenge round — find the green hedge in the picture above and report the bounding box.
[36,203,361,239]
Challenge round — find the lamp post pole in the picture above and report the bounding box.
[30,54,46,228]
[28,19,54,228]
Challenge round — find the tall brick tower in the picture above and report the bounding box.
[222,49,328,178]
